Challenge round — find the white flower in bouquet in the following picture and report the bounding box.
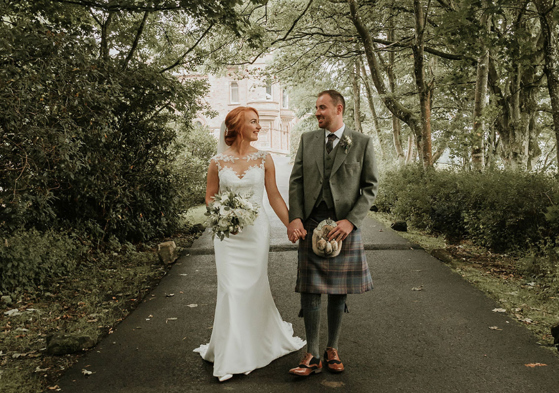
[205,189,260,241]
[240,199,254,210]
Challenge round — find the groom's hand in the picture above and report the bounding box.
[328,219,354,242]
[288,219,306,243]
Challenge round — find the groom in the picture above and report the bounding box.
[287,90,378,376]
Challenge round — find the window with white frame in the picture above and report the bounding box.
[230,82,239,103]
[265,82,272,101]
[282,89,289,108]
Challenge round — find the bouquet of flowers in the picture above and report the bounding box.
[205,189,260,240]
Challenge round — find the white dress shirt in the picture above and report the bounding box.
[324,124,345,149]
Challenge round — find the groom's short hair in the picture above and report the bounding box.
[318,90,345,114]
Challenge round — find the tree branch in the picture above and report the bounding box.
[275,0,314,44]
[100,11,113,62]
[270,28,468,61]
[159,23,214,73]
[348,0,420,134]
[88,7,102,26]
[373,36,467,61]
[53,0,182,12]
[122,11,149,71]
[435,0,454,11]
[225,0,315,66]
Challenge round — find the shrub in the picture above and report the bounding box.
[175,123,217,210]
[0,7,211,242]
[0,229,86,293]
[375,166,559,253]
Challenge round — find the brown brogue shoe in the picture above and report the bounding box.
[324,347,344,373]
[288,353,322,377]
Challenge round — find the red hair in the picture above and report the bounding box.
[224,106,259,146]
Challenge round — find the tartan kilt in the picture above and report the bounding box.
[295,217,374,294]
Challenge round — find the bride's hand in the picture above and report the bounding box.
[287,219,306,243]
[290,228,306,242]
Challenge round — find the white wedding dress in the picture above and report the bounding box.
[194,151,305,378]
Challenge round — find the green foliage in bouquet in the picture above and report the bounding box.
[205,189,259,241]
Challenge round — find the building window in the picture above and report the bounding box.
[265,82,272,101]
[282,89,289,108]
[230,82,239,103]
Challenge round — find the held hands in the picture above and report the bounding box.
[327,219,354,242]
[287,219,307,243]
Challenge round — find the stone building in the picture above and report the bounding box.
[187,59,296,155]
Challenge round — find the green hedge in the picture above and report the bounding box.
[0,3,216,293]
[0,6,212,242]
[375,166,559,253]
[0,229,86,293]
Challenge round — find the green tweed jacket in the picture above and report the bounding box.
[288,128,379,229]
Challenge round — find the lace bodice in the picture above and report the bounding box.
[211,150,268,204]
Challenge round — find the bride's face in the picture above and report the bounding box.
[242,111,261,142]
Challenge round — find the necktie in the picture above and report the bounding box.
[326,133,337,154]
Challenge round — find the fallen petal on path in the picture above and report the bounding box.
[322,380,345,388]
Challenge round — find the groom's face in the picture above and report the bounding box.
[315,94,341,131]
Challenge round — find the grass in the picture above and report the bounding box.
[0,228,202,393]
[370,211,559,353]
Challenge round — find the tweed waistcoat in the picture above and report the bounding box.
[315,140,339,209]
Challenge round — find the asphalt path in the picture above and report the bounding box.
[57,155,559,392]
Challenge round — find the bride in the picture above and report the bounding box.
[193,106,306,382]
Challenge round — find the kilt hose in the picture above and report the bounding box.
[295,203,374,295]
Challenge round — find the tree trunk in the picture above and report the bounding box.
[348,0,421,144]
[352,60,363,133]
[100,11,114,62]
[506,63,528,170]
[486,127,497,169]
[533,0,559,173]
[471,11,490,171]
[122,11,150,70]
[406,134,418,164]
[411,0,433,168]
[486,4,543,171]
[387,1,405,163]
[360,60,385,159]
[432,143,446,165]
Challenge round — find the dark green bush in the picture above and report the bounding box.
[175,123,217,209]
[0,5,211,242]
[376,166,559,252]
[0,2,218,292]
[0,229,86,293]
